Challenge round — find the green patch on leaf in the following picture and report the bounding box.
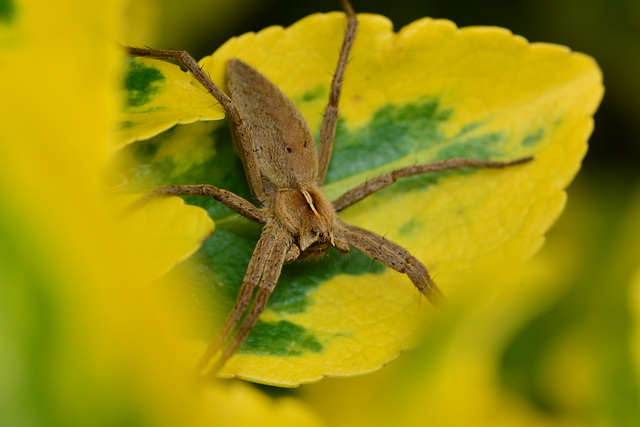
[321,97,511,201]
[273,246,386,314]
[240,320,323,356]
[0,0,15,23]
[437,131,502,159]
[125,58,165,108]
[294,85,326,103]
[184,228,385,329]
[398,218,423,238]
[522,127,545,147]
[326,99,452,184]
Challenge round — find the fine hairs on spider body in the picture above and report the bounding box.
[127,0,532,377]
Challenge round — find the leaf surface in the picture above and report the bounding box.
[116,12,603,386]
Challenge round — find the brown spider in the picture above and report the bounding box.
[127,0,531,376]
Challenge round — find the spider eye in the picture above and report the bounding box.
[310,228,324,238]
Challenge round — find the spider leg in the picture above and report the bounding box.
[194,277,256,374]
[197,223,292,376]
[126,184,263,224]
[341,221,444,305]
[316,0,358,184]
[126,47,267,204]
[333,156,533,212]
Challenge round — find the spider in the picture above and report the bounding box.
[126,0,531,376]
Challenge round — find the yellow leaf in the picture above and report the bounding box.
[120,12,602,386]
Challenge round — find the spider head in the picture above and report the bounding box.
[274,187,343,255]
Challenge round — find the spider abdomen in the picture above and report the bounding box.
[227,58,318,195]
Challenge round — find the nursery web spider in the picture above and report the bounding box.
[127,0,531,376]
